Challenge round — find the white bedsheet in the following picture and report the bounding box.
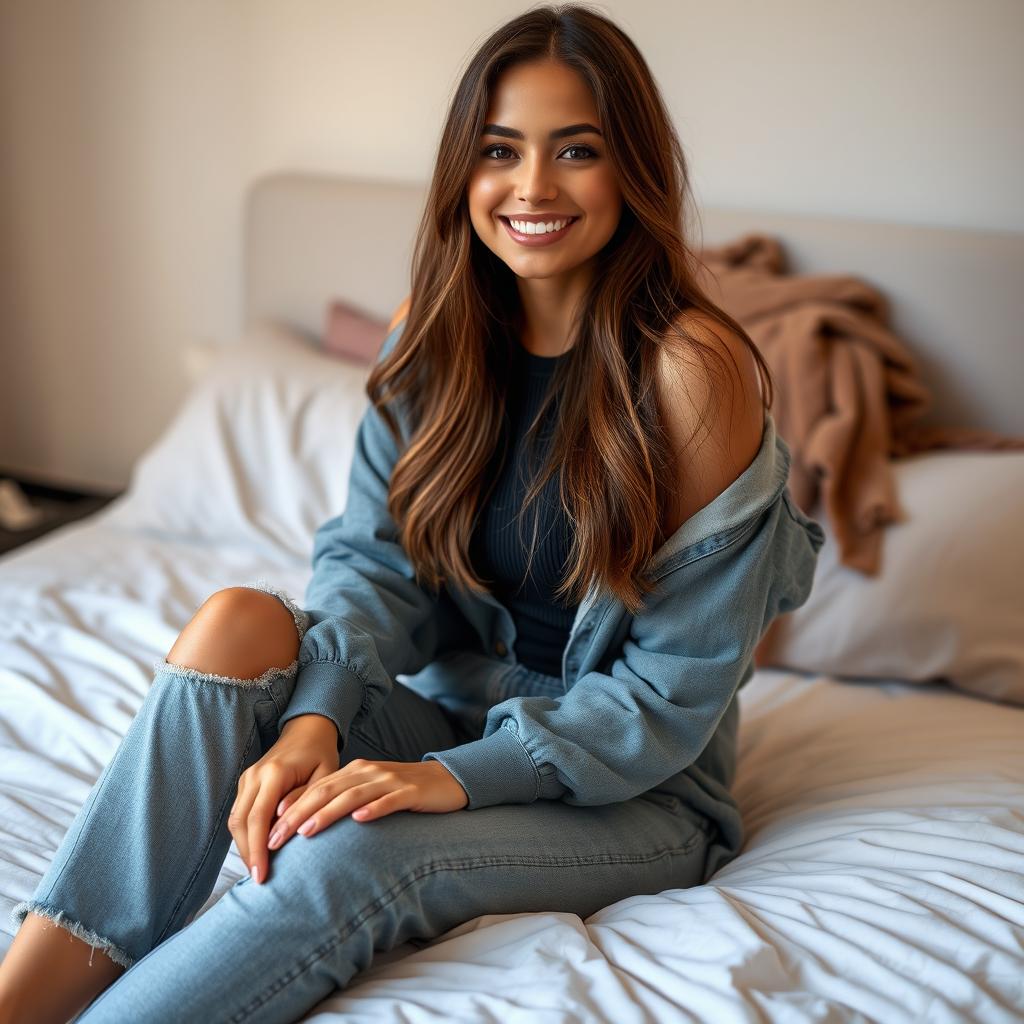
[2,507,1022,1022]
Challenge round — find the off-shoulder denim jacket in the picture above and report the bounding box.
[278,320,826,868]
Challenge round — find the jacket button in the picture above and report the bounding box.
[494,640,508,657]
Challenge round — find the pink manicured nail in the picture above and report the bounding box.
[250,864,261,884]
[268,830,283,849]
[297,819,315,836]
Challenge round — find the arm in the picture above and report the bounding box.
[422,490,823,808]
[279,305,439,749]
[421,319,824,809]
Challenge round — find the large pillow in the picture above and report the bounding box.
[104,321,372,564]
[758,450,1024,705]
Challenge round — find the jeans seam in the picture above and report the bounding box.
[154,715,261,948]
[35,746,119,908]
[230,835,704,1021]
[268,686,288,719]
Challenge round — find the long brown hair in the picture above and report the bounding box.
[370,3,774,616]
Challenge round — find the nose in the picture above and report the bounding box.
[514,151,558,207]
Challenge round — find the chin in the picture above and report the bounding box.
[510,266,570,280]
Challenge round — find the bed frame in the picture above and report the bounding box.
[243,171,1024,436]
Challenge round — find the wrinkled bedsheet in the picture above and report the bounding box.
[1,511,1022,1023]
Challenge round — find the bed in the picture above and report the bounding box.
[2,173,1022,1022]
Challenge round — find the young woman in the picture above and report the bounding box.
[0,5,824,1022]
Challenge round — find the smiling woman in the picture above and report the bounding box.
[379,18,774,618]
[0,6,822,1023]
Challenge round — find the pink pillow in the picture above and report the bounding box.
[323,300,390,365]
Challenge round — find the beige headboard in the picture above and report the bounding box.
[244,171,1024,435]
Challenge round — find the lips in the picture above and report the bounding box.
[499,215,579,247]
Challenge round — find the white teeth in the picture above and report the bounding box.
[509,217,571,235]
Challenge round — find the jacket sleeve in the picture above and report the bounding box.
[422,494,825,810]
[278,321,442,747]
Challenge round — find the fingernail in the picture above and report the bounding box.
[297,819,315,836]
[250,863,261,885]
[268,829,283,849]
[277,800,286,816]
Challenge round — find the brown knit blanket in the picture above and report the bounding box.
[695,233,1024,577]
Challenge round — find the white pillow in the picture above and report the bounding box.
[104,321,371,564]
[761,450,1024,706]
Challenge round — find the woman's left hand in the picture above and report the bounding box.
[267,759,469,849]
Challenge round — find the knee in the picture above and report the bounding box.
[269,812,406,905]
[166,587,301,680]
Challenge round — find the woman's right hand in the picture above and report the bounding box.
[229,714,340,885]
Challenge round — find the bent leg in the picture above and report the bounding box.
[74,665,713,1023]
[7,581,308,975]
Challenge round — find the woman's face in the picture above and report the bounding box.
[468,59,623,282]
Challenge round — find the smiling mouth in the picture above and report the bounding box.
[498,215,580,246]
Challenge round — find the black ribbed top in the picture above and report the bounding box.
[470,340,579,677]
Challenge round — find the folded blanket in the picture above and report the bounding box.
[695,233,1024,577]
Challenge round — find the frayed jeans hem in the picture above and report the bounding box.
[150,657,300,690]
[9,899,136,970]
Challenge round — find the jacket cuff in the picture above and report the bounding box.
[422,724,539,810]
[278,661,364,749]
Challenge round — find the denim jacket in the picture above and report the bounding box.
[279,320,826,872]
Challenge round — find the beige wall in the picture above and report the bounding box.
[1,0,1021,491]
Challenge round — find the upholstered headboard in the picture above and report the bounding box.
[244,172,1024,435]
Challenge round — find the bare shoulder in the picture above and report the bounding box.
[387,295,412,333]
[655,310,766,537]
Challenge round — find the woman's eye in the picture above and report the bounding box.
[562,145,596,161]
[481,144,596,162]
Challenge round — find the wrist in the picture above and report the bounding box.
[281,713,338,741]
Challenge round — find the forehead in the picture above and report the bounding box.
[484,60,599,125]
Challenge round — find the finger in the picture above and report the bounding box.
[277,756,337,820]
[276,785,307,819]
[293,781,389,838]
[268,765,338,850]
[351,790,407,822]
[228,775,258,869]
[246,778,282,885]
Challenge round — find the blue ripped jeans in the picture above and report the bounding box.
[10,583,713,1024]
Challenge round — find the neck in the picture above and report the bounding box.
[514,263,591,357]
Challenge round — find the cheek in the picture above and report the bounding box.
[583,173,622,218]
[468,173,504,216]
[467,177,508,252]
[584,181,623,240]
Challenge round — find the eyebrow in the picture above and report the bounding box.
[480,122,603,141]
